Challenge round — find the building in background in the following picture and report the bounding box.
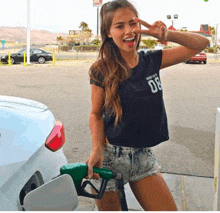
[141,24,214,48]
[67,30,92,46]
[191,24,213,47]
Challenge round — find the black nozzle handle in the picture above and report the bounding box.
[77,178,108,199]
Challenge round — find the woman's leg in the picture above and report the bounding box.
[129,173,178,211]
[91,189,122,211]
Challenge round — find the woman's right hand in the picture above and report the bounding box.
[85,146,105,179]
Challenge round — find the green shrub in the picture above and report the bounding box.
[92,39,101,46]
[61,46,72,51]
[142,39,157,48]
[208,47,215,53]
[73,45,99,51]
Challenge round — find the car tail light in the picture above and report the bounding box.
[45,120,65,152]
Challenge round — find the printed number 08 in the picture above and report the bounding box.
[148,77,162,93]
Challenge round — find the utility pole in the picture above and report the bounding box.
[93,0,102,37]
[167,14,178,29]
[97,7,99,37]
[27,0,31,64]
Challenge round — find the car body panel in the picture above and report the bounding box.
[0,96,77,211]
[0,146,68,210]
[0,95,55,167]
[186,51,207,63]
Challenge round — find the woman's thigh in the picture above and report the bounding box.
[129,173,178,211]
[91,188,122,211]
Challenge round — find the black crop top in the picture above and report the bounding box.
[90,50,169,148]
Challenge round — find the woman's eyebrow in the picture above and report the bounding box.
[113,19,134,25]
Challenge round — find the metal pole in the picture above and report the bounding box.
[214,108,220,210]
[97,7,99,37]
[27,0,31,65]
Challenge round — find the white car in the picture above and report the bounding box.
[154,43,164,50]
[0,96,78,211]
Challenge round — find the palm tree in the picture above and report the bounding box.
[209,26,216,35]
[56,36,64,53]
[79,22,88,31]
[79,22,92,33]
[78,22,92,45]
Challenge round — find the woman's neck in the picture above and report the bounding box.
[121,51,139,68]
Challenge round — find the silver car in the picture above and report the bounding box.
[0,96,78,211]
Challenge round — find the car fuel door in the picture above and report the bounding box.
[23,174,78,211]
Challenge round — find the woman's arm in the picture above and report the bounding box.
[161,30,209,69]
[133,17,210,69]
[86,84,106,178]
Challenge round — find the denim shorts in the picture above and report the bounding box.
[91,143,161,191]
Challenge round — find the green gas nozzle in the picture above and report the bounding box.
[60,163,114,199]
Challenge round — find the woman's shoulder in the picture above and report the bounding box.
[138,49,162,58]
[90,59,101,72]
[139,49,162,65]
[89,59,105,87]
[90,59,107,73]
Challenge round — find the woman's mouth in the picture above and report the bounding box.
[123,36,135,47]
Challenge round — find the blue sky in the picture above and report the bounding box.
[0,0,220,36]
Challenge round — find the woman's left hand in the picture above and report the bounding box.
[133,17,168,42]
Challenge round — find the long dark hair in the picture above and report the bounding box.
[89,0,141,126]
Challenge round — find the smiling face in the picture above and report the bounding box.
[108,7,141,56]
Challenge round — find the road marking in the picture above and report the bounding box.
[181,175,187,211]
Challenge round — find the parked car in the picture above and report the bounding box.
[185,50,207,64]
[1,48,52,64]
[154,43,163,50]
[0,96,78,211]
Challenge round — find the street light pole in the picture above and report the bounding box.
[27,0,31,65]
[167,14,178,29]
[97,7,99,37]
[167,14,178,48]
[93,0,102,37]
[216,24,220,47]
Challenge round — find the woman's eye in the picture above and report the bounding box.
[131,22,137,26]
[116,25,123,29]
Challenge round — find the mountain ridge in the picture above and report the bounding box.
[0,27,68,44]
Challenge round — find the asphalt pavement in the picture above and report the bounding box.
[0,56,220,211]
[74,173,215,211]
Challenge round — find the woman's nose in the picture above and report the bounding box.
[125,25,133,34]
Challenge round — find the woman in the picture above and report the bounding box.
[86,0,209,211]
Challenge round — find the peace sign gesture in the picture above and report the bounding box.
[133,17,168,42]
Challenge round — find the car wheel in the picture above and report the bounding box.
[38,57,45,64]
[204,60,207,64]
[7,57,15,64]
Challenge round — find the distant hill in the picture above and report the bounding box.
[0,27,68,44]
